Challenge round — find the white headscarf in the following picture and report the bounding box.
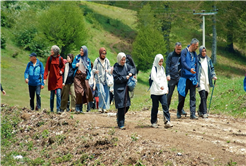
[117,52,126,65]
[153,54,164,69]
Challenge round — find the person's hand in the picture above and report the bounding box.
[105,69,108,73]
[76,63,80,67]
[62,84,65,87]
[213,76,217,80]
[2,90,6,95]
[196,83,198,87]
[93,87,96,91]
[95,70,99,74]
[126,76,130,80]
[44,80,46,85]
[129,73,132,77]
[167,75,171,81]
[60,71,63,75]
[133,75,137,79]
[190,68,196,74]
[160,86,164,90]
[167,90,169,94]
[25,79,29,84]
[41,85,44,89]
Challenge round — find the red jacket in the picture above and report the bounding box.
[44,55,65,91]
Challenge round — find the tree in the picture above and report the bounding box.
[132,4,167,72]
[38,2,88,57]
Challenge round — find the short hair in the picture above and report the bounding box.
[67,53,74,62]
[190,38,199,45]
[51,45,60,56]
[175,42,182,46]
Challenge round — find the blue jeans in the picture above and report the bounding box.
[50,88,61,112]
[151,94,170,124]
[96,83,109,109]
[28,85,41,110]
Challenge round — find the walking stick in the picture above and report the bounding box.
[208,80,216,114]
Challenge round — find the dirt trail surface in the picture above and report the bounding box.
[1,105,246,165]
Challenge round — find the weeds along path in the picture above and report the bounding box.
[73,110,246,165]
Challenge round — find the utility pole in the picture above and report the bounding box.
[193,9,218,63]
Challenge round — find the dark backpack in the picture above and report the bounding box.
[148,66,157,91]
[49,56,62,71]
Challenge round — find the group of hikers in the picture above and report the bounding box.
[23,38,218,130]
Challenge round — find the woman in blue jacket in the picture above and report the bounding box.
[24,53,44,111]
[197,46,217,118]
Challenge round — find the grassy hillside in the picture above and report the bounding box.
[1,2,246,117]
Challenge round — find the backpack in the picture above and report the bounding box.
[49,56,62,71]
[148,66,164,91]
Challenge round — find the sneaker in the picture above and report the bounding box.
[119,126,126,130]
[190,115,198,120]
[98,108,102,113]
[202,114,208,118]
[103,109,107,113]
[181,110,187,116]
[165,121,173,128]
[151,123,158,128]
[57,110,61,114]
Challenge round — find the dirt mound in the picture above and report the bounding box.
[1,105,245,165]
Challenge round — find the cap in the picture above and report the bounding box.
[29,53,37,57]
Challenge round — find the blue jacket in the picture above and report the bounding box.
[24,59,44,86]
[180,45,198,80]
[197,55,216,88]
[72,54,91,80]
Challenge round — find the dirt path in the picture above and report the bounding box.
[73,110,246,165]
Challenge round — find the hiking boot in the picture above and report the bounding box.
[165,121,173,128]
[151,123,158,128]
[57,110,61,114]
[190,114,198,120]
[177,111,182,119]
[35,106,39,111]
[119,126,126,130]
[103,109,107,113]
[98,108,103,113]
[198,111,203,117]
[181,110,187,116]
[202,114,208,118]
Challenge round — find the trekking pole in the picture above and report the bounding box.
[208,80,216,114]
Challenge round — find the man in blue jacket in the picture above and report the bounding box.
[166,42,187,117]
[24,53,44,111]
[177,38,199,119]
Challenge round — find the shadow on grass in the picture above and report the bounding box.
[81,5,136,41]
[217,46,246,65]
[215,63,246,77]
[137,77,149,87]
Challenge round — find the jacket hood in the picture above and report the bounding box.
[153,54,164,69]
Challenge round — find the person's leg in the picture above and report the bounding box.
[56,88,62,113]
[28,85,35,110]
[122,106,129,127]
[35,85,41,110]
[189,80,197,119]
[103,85,110,111]
[70,83,76,111]
[97,84,104,112]
[117,107,125,128]
[67,94,70,112]
[167,79,176,108]
[60,85,69,111]
[50,90,55,112]
[160,94,170,122]
[150,95,160,124]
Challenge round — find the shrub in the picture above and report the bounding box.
[1,34,6,49]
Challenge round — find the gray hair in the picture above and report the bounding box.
[51,45,60,56]
[190,38,199,45]
[175,42,182,46]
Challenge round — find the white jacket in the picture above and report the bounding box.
[150,54,168,95]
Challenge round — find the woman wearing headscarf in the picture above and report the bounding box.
[72,46,93,113]
[92,47,112,113]
[150,54,173,128]
[113,52,136,130]
[197,46,217,118]
[44,45,65,113]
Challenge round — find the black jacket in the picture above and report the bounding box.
[165,50,182,80]
[113,63,136,109]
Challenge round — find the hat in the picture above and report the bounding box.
[29,53,37,57]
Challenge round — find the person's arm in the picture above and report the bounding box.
[209,58,217,80]
[40,62,45,87]
[87,59,91,80]
[165,52,172,78]
[151,67,162,89]
[181,49,191,71]
[24,63,30,83]
[1,84,6,95]
[113,66,128,83]
[72,56,77,69]
[1,84,3,92]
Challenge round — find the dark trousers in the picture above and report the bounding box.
[151,94,170,124]
[177,79,196,115]
[28,85,41,110]
[110,91,114,104]
[199,90,208,114]
[167,79,179,108]
[117,106,129,128]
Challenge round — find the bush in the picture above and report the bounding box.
[1,34,6,49]
[15,28,37,50]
